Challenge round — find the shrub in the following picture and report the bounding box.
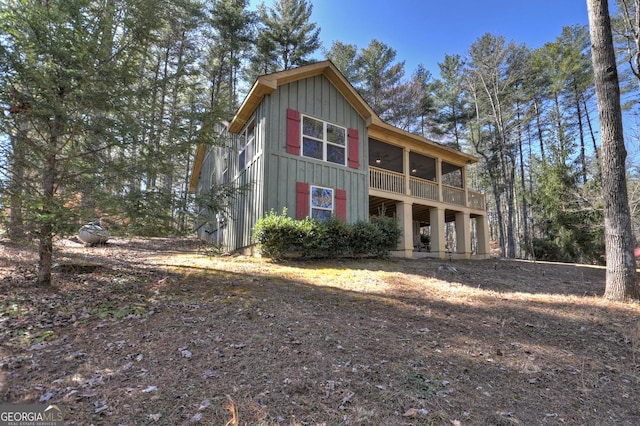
[350,220,379,256]
[370,216,401,256]
[323,216,352,257]
[253,210,400,259]
[252,209,301,259]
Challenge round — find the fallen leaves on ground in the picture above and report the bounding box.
[1,237,639,425]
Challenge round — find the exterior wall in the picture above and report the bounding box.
[195,116,265,251]
[196,74,369,253]
[226,111,266,251]
[195,135,229,244]
[262,75,369,224]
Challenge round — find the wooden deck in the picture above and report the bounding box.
[369,166,485,210]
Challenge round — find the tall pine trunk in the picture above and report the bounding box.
[38,117,60,286]
[587,0,639,301]
[574,89,588,184]
[582,96,601,178]
[534,100,545,163]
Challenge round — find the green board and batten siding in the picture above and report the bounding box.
[199,73,369,252]
[226,111,266,251]
[262,74,369,224]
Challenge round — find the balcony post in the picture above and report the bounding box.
[396,201,414,258]
[436,158,443,202]
[455,211,471,259]
[476,214,490,259]
[429,207,445,259]
[404,147,411,195]
[462,164,469,207]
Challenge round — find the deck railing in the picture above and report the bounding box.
[468,190,485,210]
[370,166,485,210]
[442,185,466,206]
[369,167,405,195]
[409,176,438,201]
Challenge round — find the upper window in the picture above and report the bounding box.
[238,119,255,170]
[301,115,346,166]
[310,185,334,221]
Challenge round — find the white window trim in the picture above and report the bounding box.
[300,114,347,166]
[238,118,255,172]
[310,184,335,220]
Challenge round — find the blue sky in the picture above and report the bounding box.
[251,0,590,77]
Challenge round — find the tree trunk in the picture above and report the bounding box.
[517,107,530,258]
[38,124,59,286]
[582,96,601,178]
[574,89,588,184]
[534,100,545,163]
[587,0,639,301]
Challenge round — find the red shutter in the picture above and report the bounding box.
[296,182,309,219]
[335,189,347,221]
[287,109,301,155]
[348,128,359,169]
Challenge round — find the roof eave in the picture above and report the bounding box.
[228,77,277,133]
[229,61,375,133]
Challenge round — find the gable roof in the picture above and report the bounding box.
[189,61,477,192]
[229,60,477,163]
[228,60,376,133]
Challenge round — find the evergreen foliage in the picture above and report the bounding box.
[253,210,401,260]
[245,0,320,81]
[0,0,167,284]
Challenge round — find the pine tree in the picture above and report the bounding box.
[354,39,406,122]
[587,0,639,301]
[432,54,469,149]
[250,0,320,75]
[324,41,360,84]
[208,0,255,114]
[0,0,163,285]
[466,33,529,258]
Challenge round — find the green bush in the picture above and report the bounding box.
[252,209,301,259]
[253,210,400,259]
[350,220,379,256]
[370,216,402,256]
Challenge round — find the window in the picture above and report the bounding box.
[310,185,334,221]
[297,182,347,221]
[301,115,346,166]
[238,120,255,170]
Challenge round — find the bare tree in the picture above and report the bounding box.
[587,0,639,301]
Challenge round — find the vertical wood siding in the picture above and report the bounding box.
[226,108,266,250]
[197,74,368,252]
[262,75,368,224]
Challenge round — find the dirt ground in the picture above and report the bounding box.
[1,237,639,425]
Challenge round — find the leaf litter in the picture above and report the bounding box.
[1,237,639,425]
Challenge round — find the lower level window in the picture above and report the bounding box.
[310,185,334,221]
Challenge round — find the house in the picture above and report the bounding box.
[189,61,490,259]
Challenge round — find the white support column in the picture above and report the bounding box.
[462,165,469,207]
[436,158,443,202]
[396,201,414,258]
[455,211,471,259]
[404,147,411,195]
[476,214,490,259]
[430,207,445,259]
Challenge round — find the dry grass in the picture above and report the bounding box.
[1,237,639,425]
